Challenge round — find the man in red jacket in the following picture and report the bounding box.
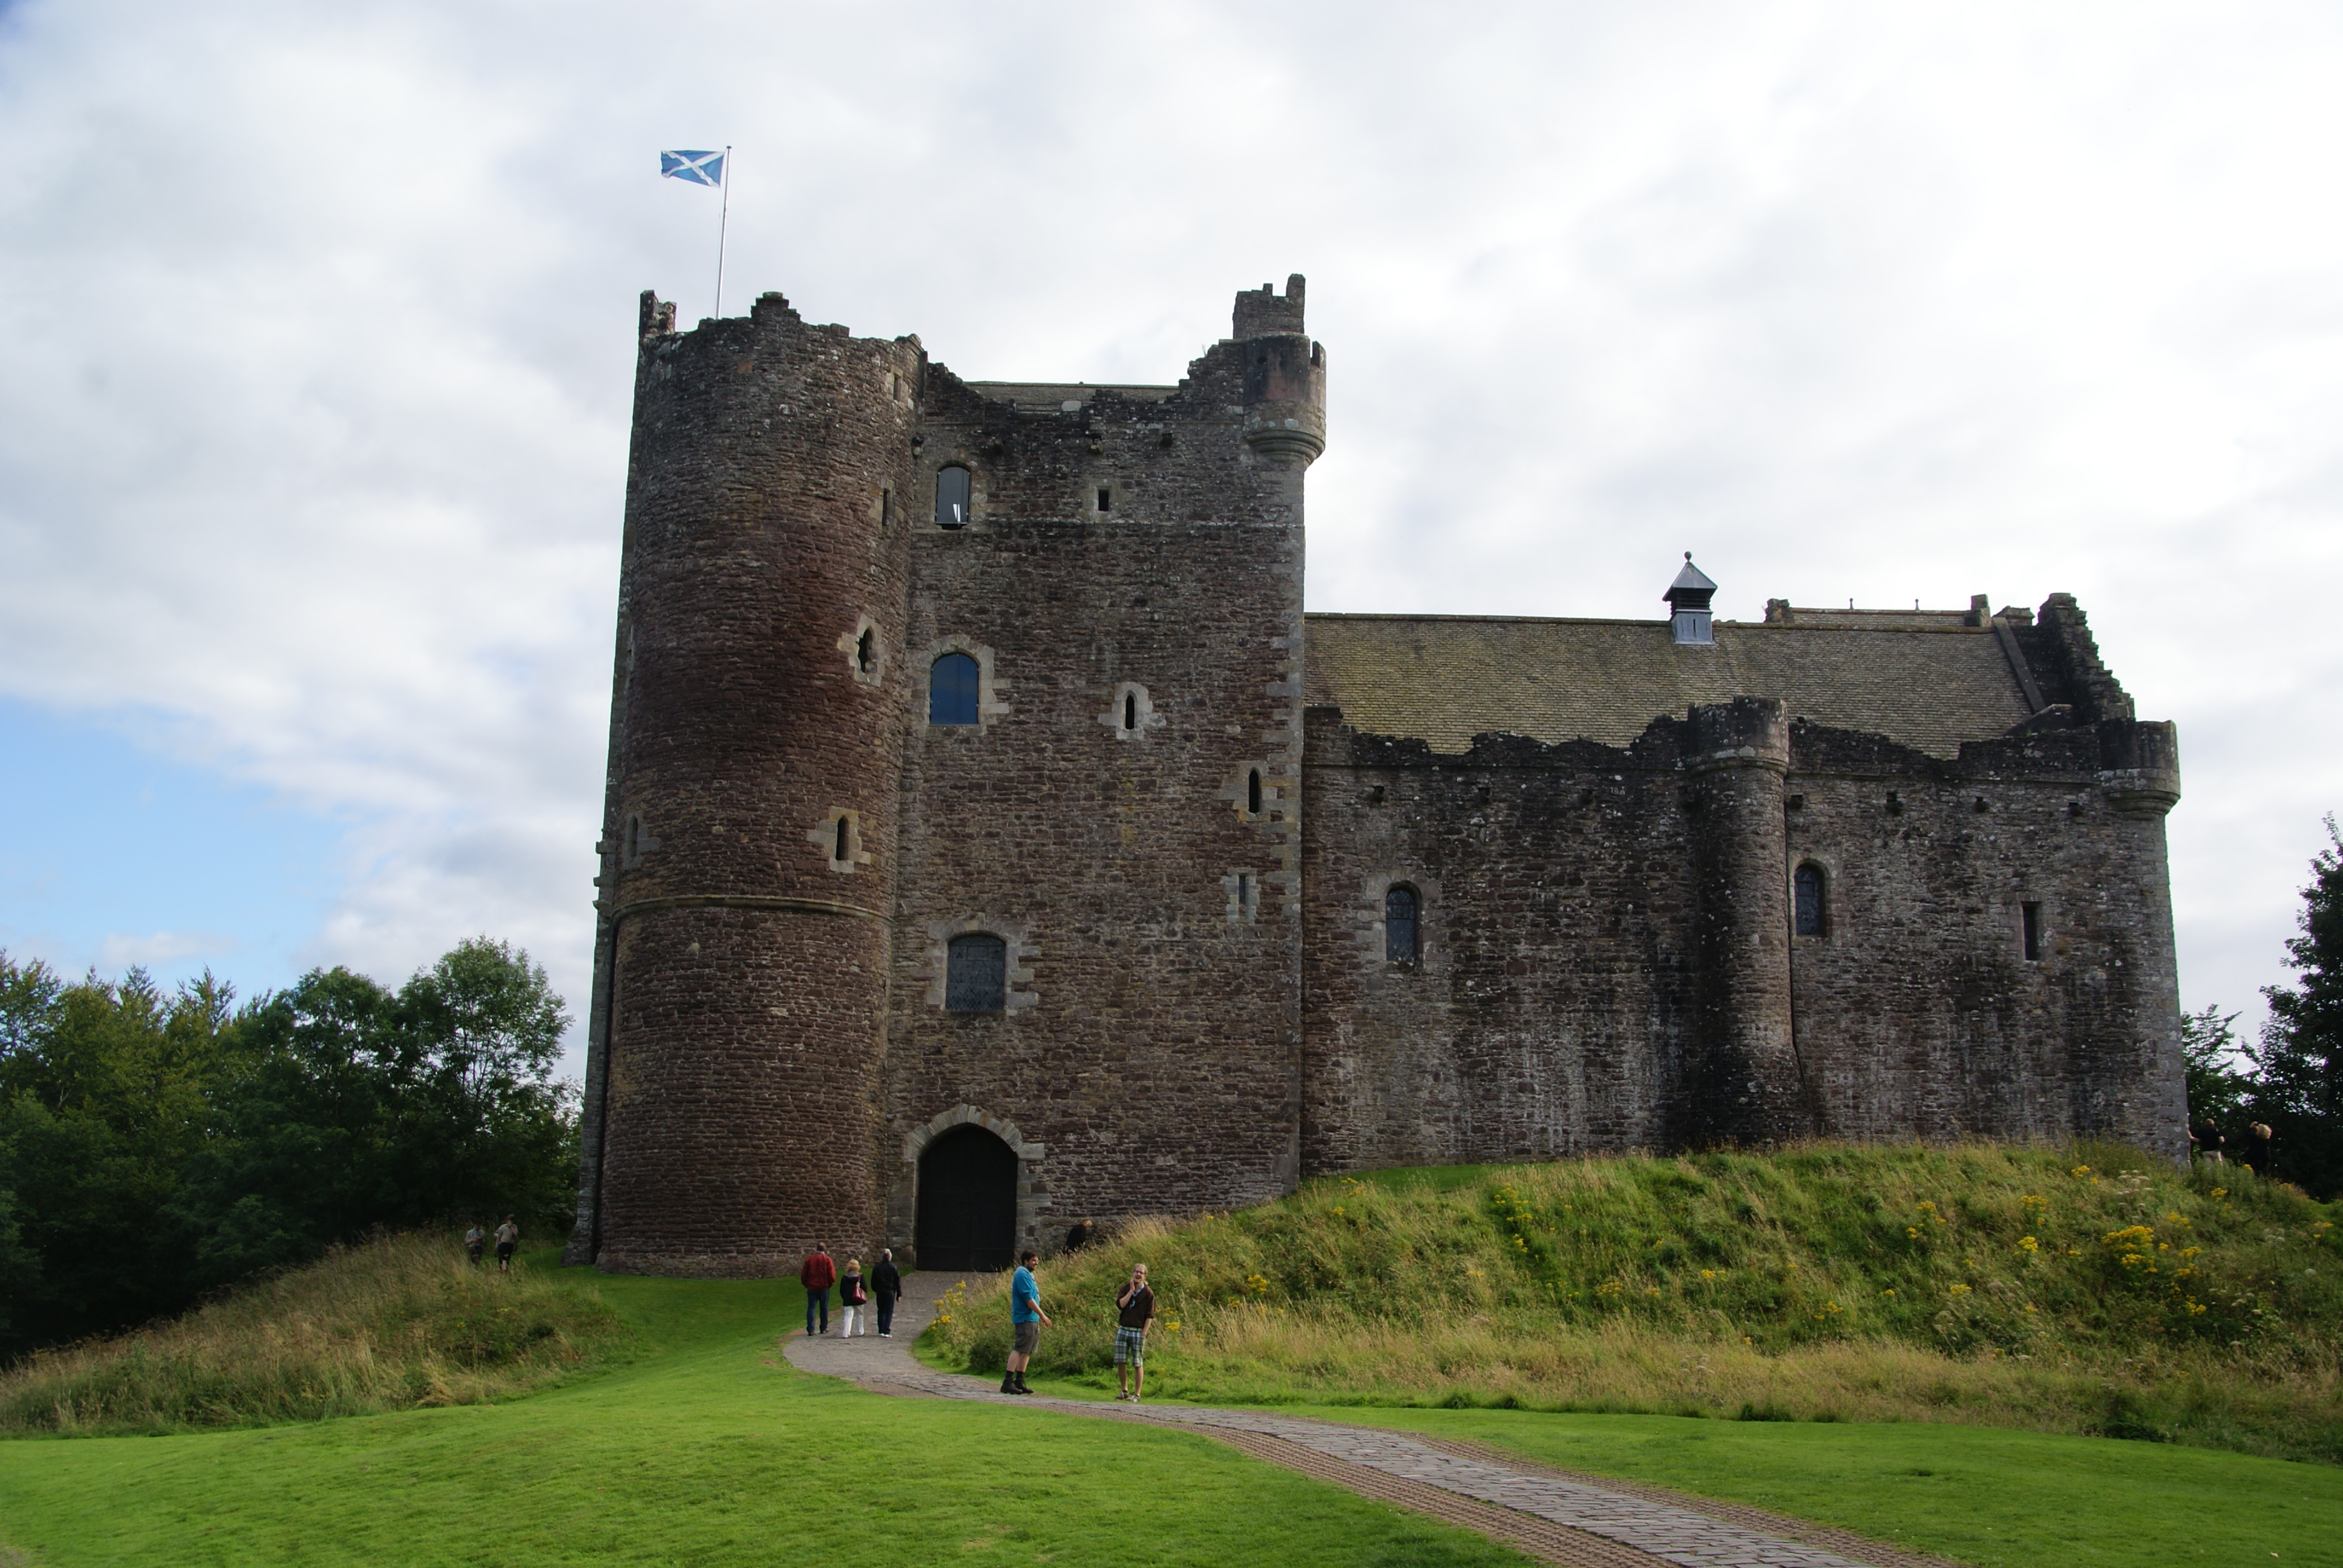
[800,1244,836,1338]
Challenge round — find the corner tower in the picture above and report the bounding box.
[566,290,921,1274]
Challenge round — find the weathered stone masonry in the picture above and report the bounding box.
[567,276,2186,1276]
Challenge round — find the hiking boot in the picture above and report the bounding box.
[999,1377,1017,1394]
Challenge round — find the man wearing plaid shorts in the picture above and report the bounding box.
[1113,1263,1154,1402]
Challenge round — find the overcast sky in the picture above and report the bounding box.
[4,0,2338,1077]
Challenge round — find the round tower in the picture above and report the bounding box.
[1682,694,1815,1146]
[573,289,919,1275]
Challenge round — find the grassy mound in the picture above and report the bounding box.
[922,1141,2343,1462]
[0,1232,637,1436]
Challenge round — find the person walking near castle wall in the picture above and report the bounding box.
[1113,1263,1154,1403]
[1002,1249,1049,1395]
[871,1249,902,1338]
[801,1244,836,1337]
[837,1259,868,1337]
[494,1215,520,1272]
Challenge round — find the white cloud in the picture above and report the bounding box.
[4,0,2339,1070]
[97,929,238,972]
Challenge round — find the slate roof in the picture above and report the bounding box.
[1303,613,2036,759]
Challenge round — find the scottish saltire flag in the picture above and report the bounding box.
[660,149,726,186]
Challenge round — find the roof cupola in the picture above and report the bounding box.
[1665,553,1717,646]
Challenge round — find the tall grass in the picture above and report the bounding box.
[0,1233,637,1437]
[923,1142,2343,1463]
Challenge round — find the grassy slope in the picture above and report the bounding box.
[924,1142,2343,1463]
[0,1253,1526,1568]
[0,1234,638,1436]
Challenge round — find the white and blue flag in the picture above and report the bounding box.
[660,149,726,187]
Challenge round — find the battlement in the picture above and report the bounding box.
[1234,274,1307,339]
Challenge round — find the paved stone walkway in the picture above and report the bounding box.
[785,1274,1952,1568]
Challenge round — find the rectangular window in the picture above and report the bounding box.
[2022,902,2042,961]
[1098,487,1112,511]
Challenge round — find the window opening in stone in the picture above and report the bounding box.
[856,627,876,674]
[1098,486,1112,511]
[2022,902,2042,962]
[1385,885,1420,964]
[880,487,893,526]
[917,1124,1017,1272]
[1237,872,1253,909]
[929,652,980,725]
[834,816,851,863]
[1123,692,1137,730]
[1794,864,1826,938]
[946,933,1008,1013]
[936,465,972,528]
[1248,768,1263,815]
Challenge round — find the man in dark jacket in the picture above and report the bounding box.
[800,1244,836,1337]
[870,1248,904,1338]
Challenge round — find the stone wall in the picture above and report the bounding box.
[1300,704,2188,1172]
[883,289,1317,1261]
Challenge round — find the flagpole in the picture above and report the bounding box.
[714,145,732,318]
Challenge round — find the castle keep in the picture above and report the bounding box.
[565,276,2187,1277]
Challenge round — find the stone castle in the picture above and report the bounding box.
[564,275,2187,1276]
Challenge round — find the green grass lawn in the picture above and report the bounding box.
[10,1249,2339,1568]
[1276,1405,2343,1568]
[0,1253,1525,1568]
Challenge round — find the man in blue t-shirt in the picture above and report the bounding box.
[1003,1249,1050,1395]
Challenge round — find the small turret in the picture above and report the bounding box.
[1666,554,1717,645]
[1236,275,1326,469]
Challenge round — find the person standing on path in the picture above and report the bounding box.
[1003,1249,1050,1395]
[493,1215,519,1272]
[1113,1263,1154,1402]
[838,1259,869,1337]
[871,1248,903,1338]
[800,1244,836,1338]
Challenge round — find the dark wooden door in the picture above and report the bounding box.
[916,1125,1018,1272]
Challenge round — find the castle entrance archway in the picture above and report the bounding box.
[916,1123,1018,1272]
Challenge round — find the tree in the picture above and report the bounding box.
[2180,1004,2253,1159]
[0,939,577,1360]
[2256,817,2343,1198]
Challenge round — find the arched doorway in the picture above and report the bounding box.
[916,1123,1018,1272]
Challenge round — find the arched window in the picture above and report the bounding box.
[935,465,972,528]
[1124,691,1137,730]
[834,816,851,863]
[929,653,980,725]
[946,933,1007,1013]
[1248,768,1263,815]
[856,627,876,674]
[1794,864,1826,938]
[1385,885,1419,964]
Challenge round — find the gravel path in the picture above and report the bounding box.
[784,1273,1955,1568]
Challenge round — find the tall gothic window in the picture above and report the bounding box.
[1794,864,1826,938]
[935,465,972,528]
[1385,885,1420,964]
[929,652,980,725]
[946,933,1007,1013]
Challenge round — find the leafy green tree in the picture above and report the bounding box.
[2256,818,2343,1198]
[2180,1004,2253,1160]
[0,938,577,1359]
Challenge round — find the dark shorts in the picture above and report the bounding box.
[1013,1320,1040,1356]
[496,1243,516,1262]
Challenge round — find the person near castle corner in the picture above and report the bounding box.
[871,1249,903,1338]
[800,1244,836,1336]
[1114,1263,1154,1403]
[494,1215,520,1272]
[838,1259,869,1337]
[1003,1249,1050,1396]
